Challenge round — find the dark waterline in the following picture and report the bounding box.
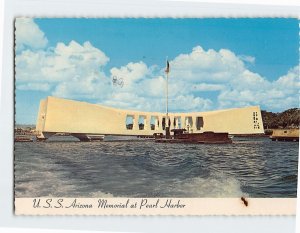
[14,136,298,198]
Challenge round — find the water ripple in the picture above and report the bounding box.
[14,136,298,197]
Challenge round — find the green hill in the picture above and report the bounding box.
[261,108,300,129]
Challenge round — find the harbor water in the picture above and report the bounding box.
[15,136,298,198]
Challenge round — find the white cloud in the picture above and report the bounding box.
[238,55,255,64]
[16,40,110,99]
[166,46,298,112]
[15,18,48,52]
[192,83,225,92]
[217,65,299,111]
[52,71,111,100]
[17,83,51,91]
[106,61,214,112]
[140,76,166,98]
[275,65,300,92]
[103,92,155,111]
[170,95,213,112]
[169,46,245,83]
[16,35,299,113]
[106,63,168,112]
[230,70,270,91]
[110,62,149,92]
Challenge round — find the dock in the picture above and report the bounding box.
[270,129,299,142]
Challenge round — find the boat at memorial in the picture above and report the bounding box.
[15,135,34,142]
[154,128,232,144]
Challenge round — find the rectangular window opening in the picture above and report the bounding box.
[126,115,134,130]
[196,116,204,130]
[150,116,159,130]
[174,117,182,129]
[185,116,193,129]
[138,116,146,130]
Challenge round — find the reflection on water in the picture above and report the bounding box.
[14,136,298,197]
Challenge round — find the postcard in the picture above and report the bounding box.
[14,17,299,215]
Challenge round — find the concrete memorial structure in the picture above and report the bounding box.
[36,96,264,141]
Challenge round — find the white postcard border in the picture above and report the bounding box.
[1,0,299,232]
[15,198,296,216]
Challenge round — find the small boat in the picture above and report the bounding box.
[15,135,34,142]
[86,134,105,141]
[154,128,232,144]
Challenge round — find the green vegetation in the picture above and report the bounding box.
[261,108,300,129]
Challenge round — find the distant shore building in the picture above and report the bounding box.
[270,129,299,142]
[36,96,264,141]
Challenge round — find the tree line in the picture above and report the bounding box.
[261,108,300,129]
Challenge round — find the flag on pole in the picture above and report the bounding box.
[165,60,170,73]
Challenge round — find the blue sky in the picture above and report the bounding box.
[15,18,299,124]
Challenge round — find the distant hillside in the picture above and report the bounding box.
[15,124,36,129]
[261,108,300,129]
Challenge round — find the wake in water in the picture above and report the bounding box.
[88,174,245,198]
[174,175,245,198]
[15,137,298,198]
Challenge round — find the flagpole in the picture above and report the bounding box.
[165,56,170,139]
[166,57,168,120]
